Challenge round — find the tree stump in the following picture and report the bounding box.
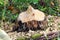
[12,5,48,32]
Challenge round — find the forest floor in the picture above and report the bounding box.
[0,15,60,40]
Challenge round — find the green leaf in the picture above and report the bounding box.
[31,0,38,4]
[33,0,38,3]
[31,33,42,39]
[48,7,56,15]
[0,0,4,5]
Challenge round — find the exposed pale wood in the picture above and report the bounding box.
[17,5,45,23]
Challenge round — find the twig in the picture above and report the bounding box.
[35,31,60,40]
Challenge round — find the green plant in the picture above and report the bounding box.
[0,0,60,22]
[0,0,4,5]
[31,33,42,39]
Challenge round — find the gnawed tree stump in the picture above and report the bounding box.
[12,5,48,32]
